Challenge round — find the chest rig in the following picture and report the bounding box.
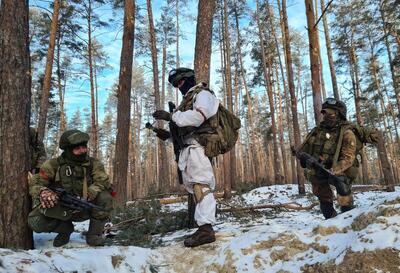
[54,156,93,198]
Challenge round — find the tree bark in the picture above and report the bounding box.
[379,1,400,117]
[223,0,234,196]
[320,0,339,99]
[147,0,169,193]
[256,0,281,183]
[0,0,33,249]
[37,0,60,143]
[87,0,98,157]
[175,0,180,105]
[234,0,259,184]
[282,0,306,193]
[114,0,135,205]
[194,0,216,84]
[304,0,323,124]
[348,45,369,183]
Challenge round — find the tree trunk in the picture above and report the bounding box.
[175,0,180,105]
[304,0,323,125]
[282,0,306,193]
[379,1,400,117]
[0,0,33,249]
[87,0,98,157]
[256,0,281,183]
[234,0,259,184]
[114,0,135,205]
[348,46,369,183]
[37,0,60,143]
[147,0,169,193]
[194,0,216,84]
[314,0,326,100]
[223,0,234,197]
[321,0,339,99]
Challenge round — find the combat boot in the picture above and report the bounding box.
[340,205,355,213]
[86,218,106,246]
[320,202,337,219]
[184,224,216,247]
[53,221,74,247]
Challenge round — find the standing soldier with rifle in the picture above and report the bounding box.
[150,68,220,247]
[294,98,358,219]
[28,129,113,247]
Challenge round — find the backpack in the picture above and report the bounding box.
[196,104,241,158]
[331,123,380,169]
[177,83,241,158]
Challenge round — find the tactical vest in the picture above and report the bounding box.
[177,83,241,157]
[303,122,361,180]
[54,156,93,198]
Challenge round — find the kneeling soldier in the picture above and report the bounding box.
[28,129,113,247]
[298,98,357,219]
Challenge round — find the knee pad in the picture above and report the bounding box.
[337,194,354,207]
[193,184,212,204]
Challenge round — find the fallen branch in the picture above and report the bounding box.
[145,192,226,205]
[218,202,319,213]
[352,184,388,192]
[104,215,144,232]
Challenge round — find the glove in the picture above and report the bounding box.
[154,128,171,141]
[153,110,171,121]
[39,188,59,208]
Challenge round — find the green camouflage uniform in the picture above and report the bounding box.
[29,127,46,172]
[28,130,113,245]
[299,121,358,206]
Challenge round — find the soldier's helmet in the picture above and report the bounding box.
[321,97,347,120]
[59,129,90,150]
[168,68,195,87]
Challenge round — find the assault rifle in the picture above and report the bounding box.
[293,151,351,196]
[49,186,105,212]
[168,101,186,185]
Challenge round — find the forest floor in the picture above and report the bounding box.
[1,184,400,273]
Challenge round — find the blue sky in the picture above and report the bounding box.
[49,0,333,124]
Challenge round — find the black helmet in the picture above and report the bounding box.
[168,67,195,87]
[321,98,347,120]
[59,129,90,150]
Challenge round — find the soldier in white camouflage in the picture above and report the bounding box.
[152,68,218,247]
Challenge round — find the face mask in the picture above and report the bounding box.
[321,109,339,128]
[179,77,195,95]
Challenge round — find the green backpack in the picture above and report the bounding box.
[342,123,379,154]
[196,104,241,158]
[178,83,241,158]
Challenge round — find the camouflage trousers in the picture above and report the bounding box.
[28,190,113,233]
[311,177,353,206]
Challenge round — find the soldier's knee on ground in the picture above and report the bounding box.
[28,212,60,233]
[193,184,212,204]
[90,190,113,220]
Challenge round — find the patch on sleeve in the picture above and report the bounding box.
[39,169,49,180]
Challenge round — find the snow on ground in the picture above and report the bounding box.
[1,184,400,273]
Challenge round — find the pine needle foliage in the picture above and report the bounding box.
[110,199,188,247]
